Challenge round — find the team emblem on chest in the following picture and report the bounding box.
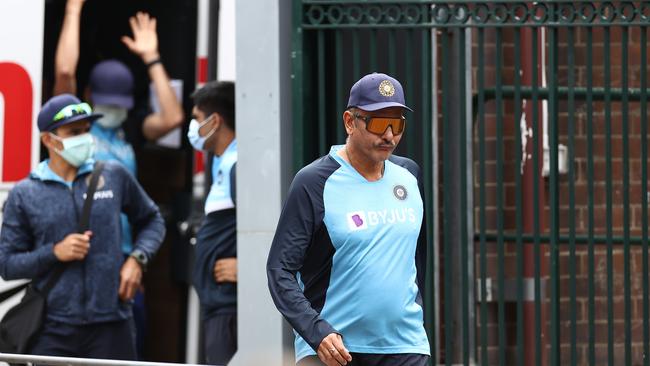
[393,185,407,200]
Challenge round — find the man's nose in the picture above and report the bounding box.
[382,126,395,140]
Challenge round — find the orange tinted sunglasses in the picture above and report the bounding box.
[353,113,406,135]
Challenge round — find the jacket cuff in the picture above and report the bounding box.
[37,243,59,268]
[308,319,339,352]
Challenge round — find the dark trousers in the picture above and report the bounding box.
[297,353,430,366]
[204,313,237,365]
[28,318,136,360]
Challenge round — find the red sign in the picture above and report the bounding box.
[0,62,33,182]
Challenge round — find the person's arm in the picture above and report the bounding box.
[53,0,85,96]
[119,164,166,259]
[0,189,59,280]
[266,170,339,351]
[116,163,165,300]
[121,12,184,141]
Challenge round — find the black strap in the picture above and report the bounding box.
[0,282,29,303]
[78,161,104,233]
[40,162,105,296]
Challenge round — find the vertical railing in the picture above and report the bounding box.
[642,25,650,366]
[547,13,561,365]
[586,26,596,366]
[566,25,577,366]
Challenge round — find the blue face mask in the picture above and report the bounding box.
[187,116,216,151]
[49,132,95,167]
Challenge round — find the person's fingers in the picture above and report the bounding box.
[129,15,138,32]
[125,282,136,300]
[118,278,127,300]
[137,12,147,25]
[150,17,157,31]
[332,335,352,362]
[121,36,135,50]
[329,347,347,365]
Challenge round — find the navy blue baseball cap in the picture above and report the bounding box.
[37,94,102,132]
[89,59,134,109]
[347,72,413,112]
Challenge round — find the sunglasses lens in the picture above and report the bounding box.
[53,103,92,122]
[367,118,405,135]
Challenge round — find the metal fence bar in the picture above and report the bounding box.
[586,26,596,366]
[477,234,650,246]
[604,26,614,366]
[642,25,650,366]
[495,27,506,366]
[0,353,211,366]
[474,86,650,103]
[421,23,436,366]
[441,28,453,366]
[352,31,360,80]
[513,27,524,366]
[335,30,344,142]
[531,26,542,366]
[317,30,326,156]
[476,27,488,366]
[369,29,377,72]
[457,26,470,366]
[566,25,577,366]
[548,14,561,365]
[622,25,632,366]
[292,0,305,172]
[460,26,471,366]
[388,29,396,75]
[405,29,415,159]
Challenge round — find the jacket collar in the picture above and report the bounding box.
[30,159,95,185]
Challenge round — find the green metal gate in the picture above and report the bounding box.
[292,2,650,365]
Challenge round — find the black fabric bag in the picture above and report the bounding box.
[0,162,104,354]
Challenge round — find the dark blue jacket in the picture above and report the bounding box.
[0,159,165,325]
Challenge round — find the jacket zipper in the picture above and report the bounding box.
[69,182,87,324]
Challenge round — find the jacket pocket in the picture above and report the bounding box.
[87,253,121,314]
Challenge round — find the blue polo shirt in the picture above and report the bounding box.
[267,145,430,361]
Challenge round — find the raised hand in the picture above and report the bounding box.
[121,12,160,64]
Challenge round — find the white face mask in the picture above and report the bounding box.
[187,115,217,151]
[49,133,96,167]
[94,105,128,129]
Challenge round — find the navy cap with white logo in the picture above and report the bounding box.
[37,94,103,132]
[346,72,413,112]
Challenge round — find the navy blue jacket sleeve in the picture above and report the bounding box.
[266,167,338,352]
[0,186,58,280]
[118,164,166,259]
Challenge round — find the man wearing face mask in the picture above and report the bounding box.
[187,81,237,365]
[54,3,184,356]
[0,94,165,360]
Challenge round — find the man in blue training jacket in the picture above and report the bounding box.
[0,94,165,360]
[267,73,430,366]
[187,81,238,365]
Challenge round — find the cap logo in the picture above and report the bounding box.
[379,80,395,97]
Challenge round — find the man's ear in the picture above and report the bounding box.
[343,110,355,135]
[41,132,54,150]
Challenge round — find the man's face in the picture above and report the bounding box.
[192,106,219,151]
[344,107,405,163]
[43,120,92,150]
